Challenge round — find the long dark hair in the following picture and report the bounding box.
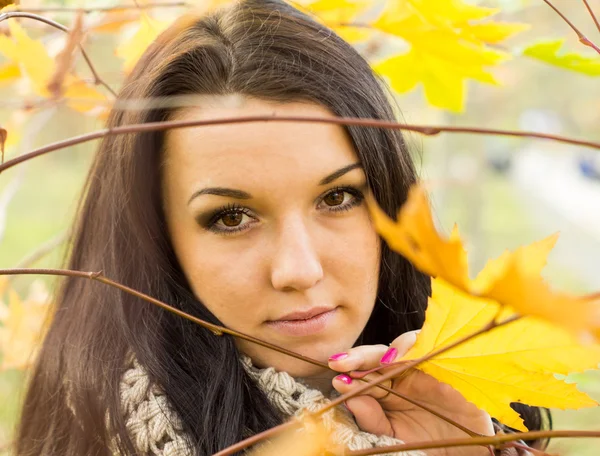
[15,0,548,454]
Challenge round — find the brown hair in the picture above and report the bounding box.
[15,0,547,454]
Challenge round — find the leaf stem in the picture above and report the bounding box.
[542,0,600,54]
[0,114,598,175]
[0,12,118,96]
[582,0,600,34]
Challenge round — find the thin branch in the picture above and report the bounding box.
[11,2,191,13]
[216,315,521,455]
[345,430,600,456]
[0,267,480,438]
[0,12,118,97]
[542,0,600,54]
[1,114,599,176]
[0,268,326,366]
[582,0,600,33]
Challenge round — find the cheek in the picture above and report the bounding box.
[177,237,266,326]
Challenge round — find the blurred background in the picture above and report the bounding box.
[0,0,599,454]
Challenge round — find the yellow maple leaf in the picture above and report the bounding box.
[115,14,173,73]
[0,280,52,371]
[369,0,524,111]
[366,184,600,340]
[296,0,371,24]
[0,21,108,115]
[295,0,373,44]
[0,61,20,86]
[402,279,600,431]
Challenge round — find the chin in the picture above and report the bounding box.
[239,337,352,378]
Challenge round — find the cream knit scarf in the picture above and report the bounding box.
[119,355,426,456]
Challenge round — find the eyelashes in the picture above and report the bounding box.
[200,186,365,235]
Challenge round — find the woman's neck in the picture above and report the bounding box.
[297,370,337,396]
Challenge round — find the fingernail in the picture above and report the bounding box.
[335,374,353,385]
[380,347,398,365]
[329,352,349,361]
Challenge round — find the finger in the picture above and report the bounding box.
[345,395,393,437]
[328,344,389,372]
[382,330,421,365]
[332,371,391,400]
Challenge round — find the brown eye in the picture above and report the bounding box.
[221,212,243,227]
[323,190,345,207]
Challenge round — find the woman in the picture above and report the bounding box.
[15,0,548,454]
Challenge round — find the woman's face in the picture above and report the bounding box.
[162,95,380,379]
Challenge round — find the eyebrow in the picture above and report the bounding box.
[187,162,362,205]
[318,162,362,185]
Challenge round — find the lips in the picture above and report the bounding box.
[265,306,338,337]
[271,306,334,322]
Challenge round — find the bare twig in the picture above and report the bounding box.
[1,114,598,176]
[215,315,521,456]
[11,2,191,13]
[344,430,600,456]
[542,0,600,54]
[0,268,326,365]
[582,0,600,33]
[0,12,118,96]
[0,266,481,438]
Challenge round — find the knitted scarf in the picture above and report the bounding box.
[119,356,528,456]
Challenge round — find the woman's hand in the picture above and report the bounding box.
[328,331,495,456]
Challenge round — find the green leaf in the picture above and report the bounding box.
[522,39,600,76]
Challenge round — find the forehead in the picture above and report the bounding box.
[163,96,359,187]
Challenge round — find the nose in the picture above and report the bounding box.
[270,216,324,292]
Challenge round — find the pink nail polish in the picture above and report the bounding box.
[329,352,349,361]
[335,374,353,385]
[380,347,398,365]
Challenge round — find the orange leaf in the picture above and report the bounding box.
[366,186,470,290]
[367,184,600,341]
[0,281,52,371]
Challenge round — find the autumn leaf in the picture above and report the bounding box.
[250,414,338,456]
[0,280,52,371]
[297,0,370,23]
[0,61,20,86]
[369,0,526,112]
[522,39,600,76]
[0,21,107,115]
[366,186,471,290]
[366,184,600,340]
[402,279,600,431]
[115,14,174,73]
